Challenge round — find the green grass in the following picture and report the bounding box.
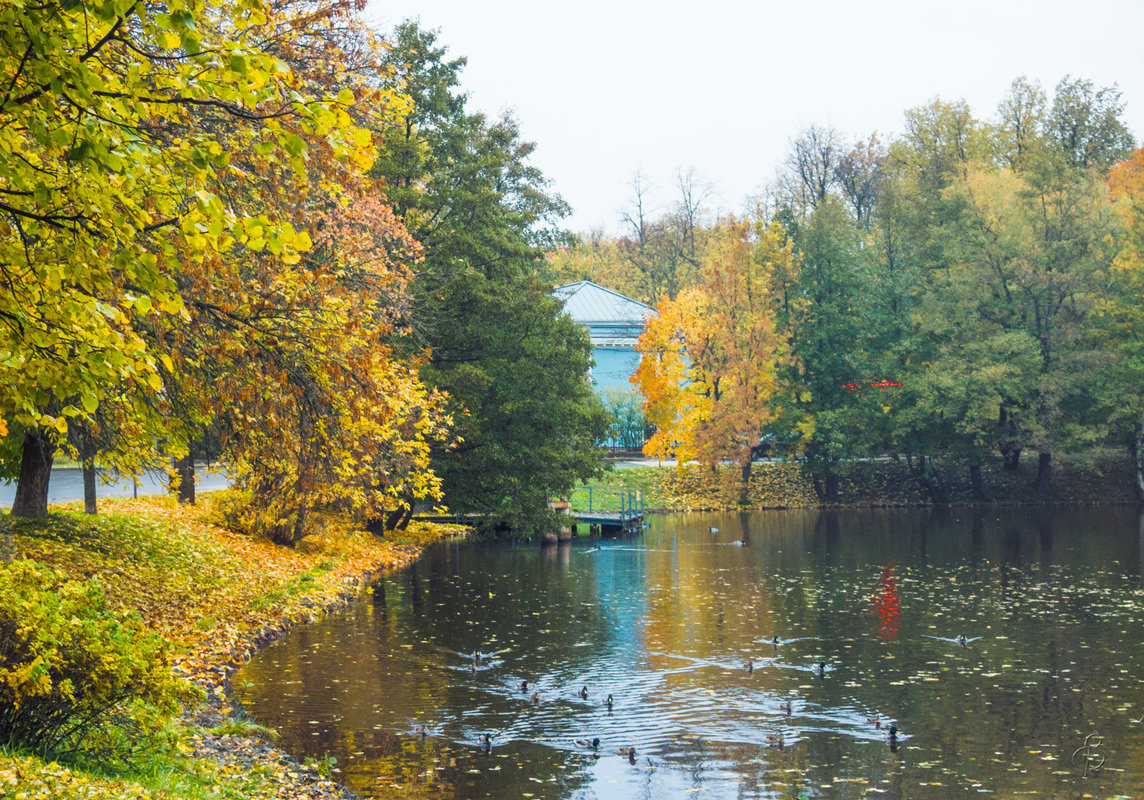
[571,467,667,511]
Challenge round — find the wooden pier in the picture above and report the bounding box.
[570,487,645,534]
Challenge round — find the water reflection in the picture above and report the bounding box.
[235,507,1144,799]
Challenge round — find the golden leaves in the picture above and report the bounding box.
[634,219,794,472]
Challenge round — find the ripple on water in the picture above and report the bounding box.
[235,507,1144,800]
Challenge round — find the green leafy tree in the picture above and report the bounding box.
[781,199,876,500]
[1048,76,1137,170]
[374,21,609,536]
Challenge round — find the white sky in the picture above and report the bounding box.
[366,0,1144,235]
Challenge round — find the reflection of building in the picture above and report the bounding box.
[553,280,654,394]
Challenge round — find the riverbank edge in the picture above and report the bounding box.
[178,525,470,800]
[0,498,470,800]
[576,453,1142,514]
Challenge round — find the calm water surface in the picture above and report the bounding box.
[234,508,1144,799]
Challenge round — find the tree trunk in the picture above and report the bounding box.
[969,463,987,502]
[813,467,839,503]
[394,504,414,531]
[172,452,195,504]
[383,495,415,532]
[11,429,56,518]
[82,457,97,515]
[912,454,949,504]
[1035,451,1052,495]
[76,426,97,514]
[998,406,1021,471]
[739,459,753,506]
[291,505,307,546]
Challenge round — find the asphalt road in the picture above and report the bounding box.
[0,465,229,506]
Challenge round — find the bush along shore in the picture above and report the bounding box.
[579,451,1141,513]
[0,492,466,800]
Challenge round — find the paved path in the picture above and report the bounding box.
[0,466,229,506]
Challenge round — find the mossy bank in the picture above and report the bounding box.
[576,451,1140,513]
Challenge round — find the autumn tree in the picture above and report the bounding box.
[136,1,457,541]
[0,0,343,517]
[634,219,795,503]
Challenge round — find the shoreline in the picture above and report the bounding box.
[4,454,1139,798]
[0,495,468,800]
[176,534,462,800]
[178,547,428,800]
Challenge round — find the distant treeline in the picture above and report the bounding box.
[552,77,1144,502]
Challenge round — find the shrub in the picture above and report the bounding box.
[0,560,181,760]
[206,488,305,546]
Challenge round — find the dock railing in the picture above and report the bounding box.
[568,487,644,530]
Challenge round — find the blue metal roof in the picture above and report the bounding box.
[553,281,653,345]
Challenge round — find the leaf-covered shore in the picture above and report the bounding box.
[0,494,464,799]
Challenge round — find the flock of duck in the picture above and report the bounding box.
[414,630,973,764]
[412,532,983,765]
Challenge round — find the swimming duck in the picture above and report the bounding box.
[481,733,492,753]
[709,526,719,533]
[888,724,899,751]
[579,685,589,699]
[765,733,784,747]
[745,659,754,673]
[414,724,429,737]
[605,694,614,710]
[956,633,968,647]
[576,737,601,750]
[779,700,792,715]
[530,691,542,703]
[866,714,882,729]
[768,636,780,647]
[813,661,827,677]
[616,746,637,757]
[520,680,529,692]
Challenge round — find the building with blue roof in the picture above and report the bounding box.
[553,280,654,394]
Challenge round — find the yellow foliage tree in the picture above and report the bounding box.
[633,219,796,503]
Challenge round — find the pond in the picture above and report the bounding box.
[233,508,1144,799]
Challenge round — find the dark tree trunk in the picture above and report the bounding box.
[739,460,753,506]
[172,452,195,504]
[1035,451,1052,495]
[997,406,1021,471]
[969,463,988,502]
[82,457,97,515]
[11,429,56,518]
[80,427,97,514]
[811,466,840,503]
[383,500,415,532]
[912,454,949,504]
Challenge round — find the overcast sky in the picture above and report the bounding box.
[365,0,1144,235]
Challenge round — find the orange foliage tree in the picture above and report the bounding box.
[633,219,796,502]
[135,0,454,542]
